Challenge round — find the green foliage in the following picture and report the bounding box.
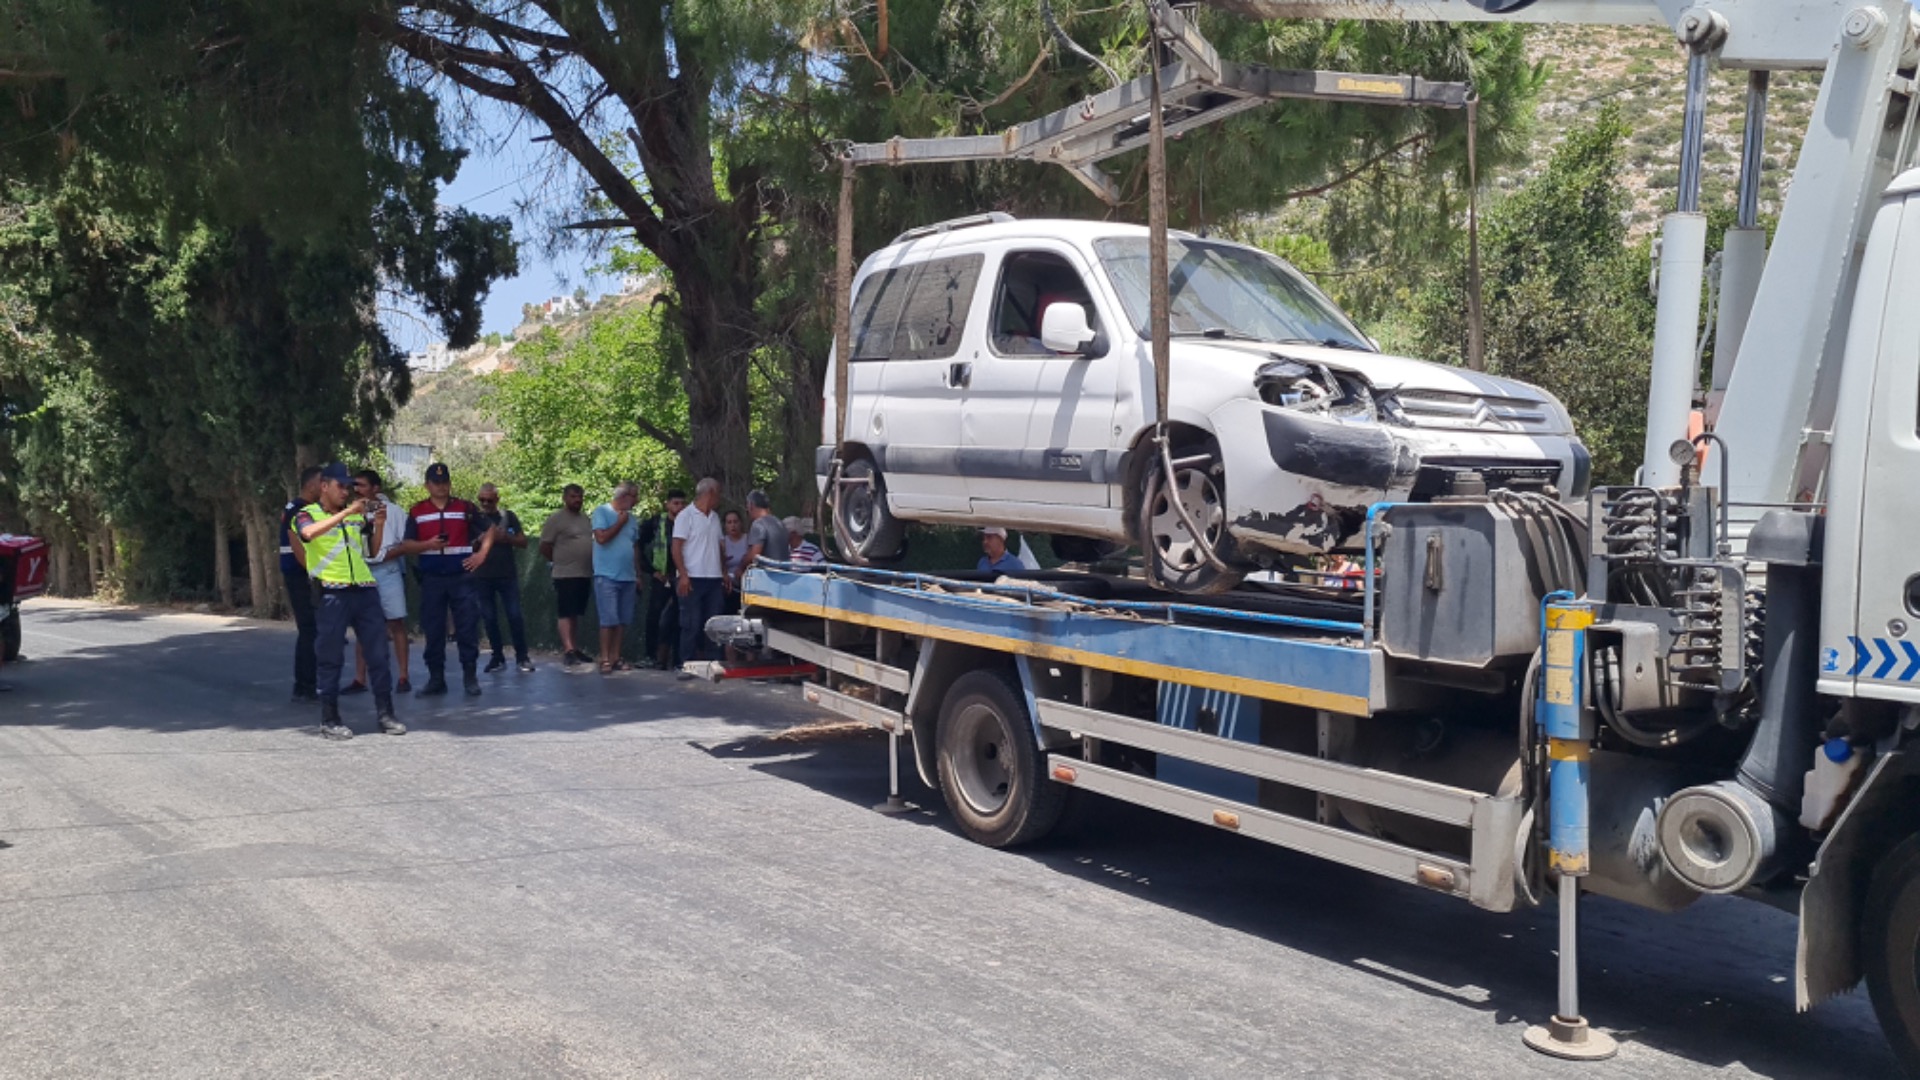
[1409,106,1654,485]
[0,2,517,602]
[482,308,688,521]
[384,0,1542,502]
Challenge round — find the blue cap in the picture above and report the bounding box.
[425,462,451,484]
[320,463,353,485]
[1823,737,1853,764]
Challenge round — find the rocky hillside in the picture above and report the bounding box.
[389,288,658,453]
[1522,26,1818,231]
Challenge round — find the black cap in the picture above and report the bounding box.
[425,462,450,484]
[320,463,354,485]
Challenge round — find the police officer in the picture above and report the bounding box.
[400,462,495,697]
[281,466,324,703]
[294,463,403,740]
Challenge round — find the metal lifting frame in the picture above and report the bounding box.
[837,3,1471,206]
[825,2,1473,553]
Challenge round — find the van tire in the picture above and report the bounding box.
[1135,438,1244,596]
[833,457,906,564]
[935,669,1067,848]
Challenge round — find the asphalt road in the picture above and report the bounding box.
[0,599,1902,1079]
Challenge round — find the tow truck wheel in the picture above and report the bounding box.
[1136,440,1244,596]
[935,669,1066,848]
[1,607,18,663]
[832,457,906,564]
[1865,832,1920,1077]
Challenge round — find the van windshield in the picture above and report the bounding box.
[1093,237,1371,350]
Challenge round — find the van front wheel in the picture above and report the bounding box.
[1136,440,1244,596]
[832,458,906,564]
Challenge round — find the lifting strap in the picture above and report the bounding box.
[1466,93,1486,373]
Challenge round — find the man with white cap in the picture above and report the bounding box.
[783,517,824,565]
[977,527,1022,574]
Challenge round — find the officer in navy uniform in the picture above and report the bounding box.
[281,466,324,703]
[399,462,496,697]
[294,463,404,740]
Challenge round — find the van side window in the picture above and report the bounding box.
[990,251,1100,357]
[850,266,911,361]
[893,254,983,360]
[850,255,983,361]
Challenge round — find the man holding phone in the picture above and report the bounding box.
[295,462,403,740]
[399,462,495,698]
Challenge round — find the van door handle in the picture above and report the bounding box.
[948,362,971,389]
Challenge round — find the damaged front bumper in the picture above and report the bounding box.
[1209,397,1582,557]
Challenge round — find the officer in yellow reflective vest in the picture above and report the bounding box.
[296,463,404,740]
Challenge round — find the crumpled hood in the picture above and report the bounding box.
[1169,338,1555,403]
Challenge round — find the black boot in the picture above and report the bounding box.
[416,671,449,697]
[319,699,353,740]
[462,664,482,697]
[375,696,406,735]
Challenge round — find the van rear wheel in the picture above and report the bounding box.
[832,457,906,564]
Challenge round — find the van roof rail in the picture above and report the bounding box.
[892,212,1015,244]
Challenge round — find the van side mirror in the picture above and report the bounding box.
[1040,303,1098,356]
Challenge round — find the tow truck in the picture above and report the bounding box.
[716,0,1920,1071]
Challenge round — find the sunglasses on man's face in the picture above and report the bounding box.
[478,498,498,506]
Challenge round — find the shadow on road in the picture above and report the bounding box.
[9,601,1900,1078]
[3,612,804,741]
[702,725,1898,1080]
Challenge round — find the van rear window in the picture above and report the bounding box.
[849,254,983,361]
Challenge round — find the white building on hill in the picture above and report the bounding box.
[406,342,452,373]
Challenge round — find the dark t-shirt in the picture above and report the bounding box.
[474,509,522,579]
[279,501,303,575]
[746,514,789,565]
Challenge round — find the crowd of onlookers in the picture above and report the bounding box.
[538,477,822,677]
[283,466,828,734]
[282,463,1011,739]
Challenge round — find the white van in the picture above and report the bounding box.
[820,213,1589,593]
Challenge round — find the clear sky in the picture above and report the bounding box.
[383,108,610,354]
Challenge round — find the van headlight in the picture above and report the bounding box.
[1255,359,1381,423]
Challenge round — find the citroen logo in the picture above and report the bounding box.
[1470,400,1494,427]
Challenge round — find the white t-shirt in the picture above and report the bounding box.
[671,505,725,579]
[367,494,408,567]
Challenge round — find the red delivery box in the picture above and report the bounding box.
[0,535,49,600]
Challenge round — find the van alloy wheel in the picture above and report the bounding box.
[1150,465,1226,575]
[1134,442,1243,596]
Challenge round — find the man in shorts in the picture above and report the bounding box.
[589,482,644,674]
[539,483,595,669]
